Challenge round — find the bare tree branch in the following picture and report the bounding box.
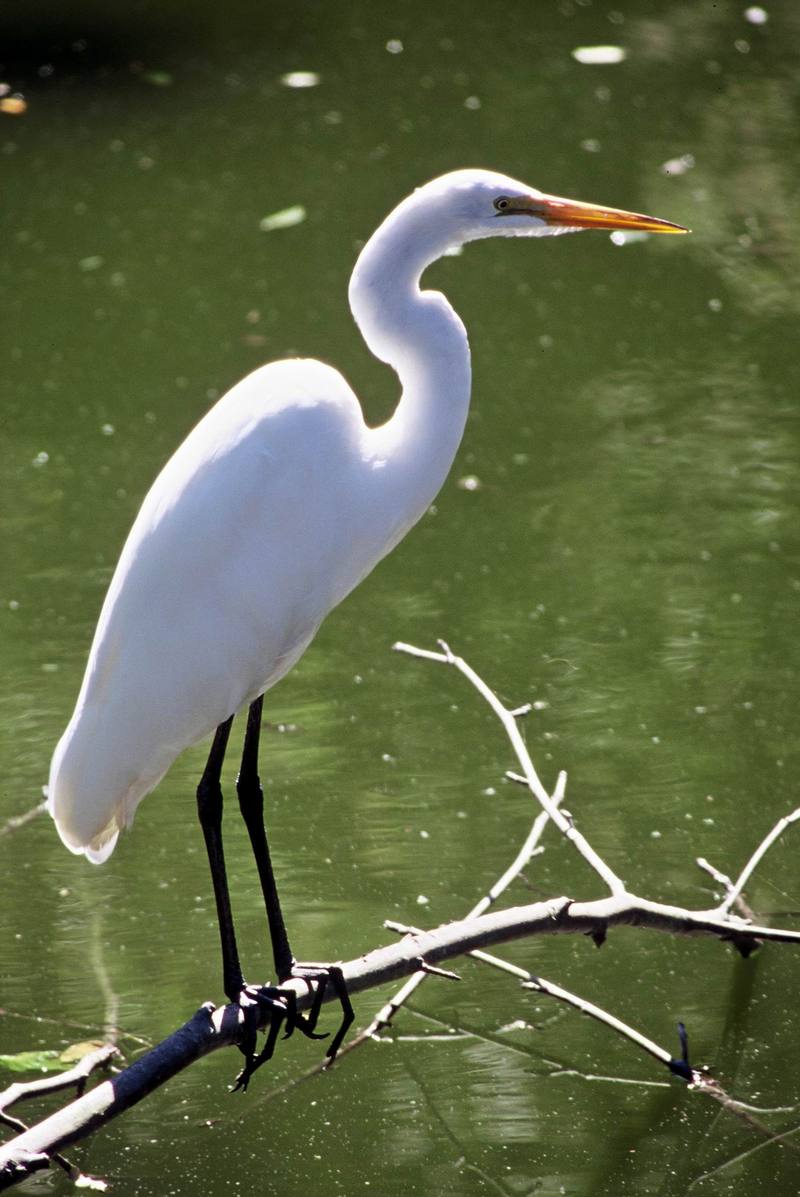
[394,640,627,895]
[715,807,800,917]
[0,1045,118,1188]
[695,857,756,922]
[4,642,799,1186]
[2,886,798,1185]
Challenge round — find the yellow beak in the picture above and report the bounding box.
[507,192,689,234]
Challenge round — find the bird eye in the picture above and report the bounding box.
[494,197,510,212]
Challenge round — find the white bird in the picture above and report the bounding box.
[47,169,685,1070]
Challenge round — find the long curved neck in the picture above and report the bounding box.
[349,201,472,543]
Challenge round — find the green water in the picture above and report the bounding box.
[3,1,800,1192]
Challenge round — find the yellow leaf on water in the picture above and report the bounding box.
[0,95,27,115]
[59,1039,107,1063]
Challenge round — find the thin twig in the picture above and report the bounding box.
[383,923,685,1078]
[473,772,567,917]
[0,1045,119,1115]
[0,802,46,840]
[0,1045,117,1189]
[696,858,756,922]
[309,772,567,1073]
[715,807,800,917]
[394,640,626,895]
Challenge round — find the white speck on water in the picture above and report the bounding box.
[661,153,695,176]
[259,205,306,232]
[280,71,320,88]
[457,474,481,491]
[610,230,650,246]
[572,45,627,65]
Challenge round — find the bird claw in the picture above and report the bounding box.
[231,984,289,1092]
[285,963,354,1061]
[230,965,354,1091]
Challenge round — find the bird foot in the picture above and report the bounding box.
[283,962,354,1061]
[230,984,290,1092]
[230,964,354,1091]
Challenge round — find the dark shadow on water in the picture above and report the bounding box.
[0,0,274,84]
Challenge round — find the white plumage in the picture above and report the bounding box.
[48,168,685,865]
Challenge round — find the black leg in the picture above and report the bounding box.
[236,694,295,981]
[196,715,244,1004]
[236,695,354,1061]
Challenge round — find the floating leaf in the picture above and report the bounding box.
[571,45,627,65]
[259,205,306,232]
[0,1049,70,1073]
[59,1039,106,1064]
[0,95,27,115]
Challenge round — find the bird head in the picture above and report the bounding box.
[415,168,688,246]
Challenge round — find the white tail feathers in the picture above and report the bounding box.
[47,709,136,865]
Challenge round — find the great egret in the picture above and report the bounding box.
[48,169,686,1073]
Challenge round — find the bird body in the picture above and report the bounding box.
[48,168,685,868]
[48,352,459,860]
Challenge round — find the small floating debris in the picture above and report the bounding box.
[457,475,482,492]
[258,205,307,232]
[280,71,320,89]
[610,230,650,246]
[660,153,695,176]
[571,45,627,65]
[0,92,27,115]
[744,6,768,24]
